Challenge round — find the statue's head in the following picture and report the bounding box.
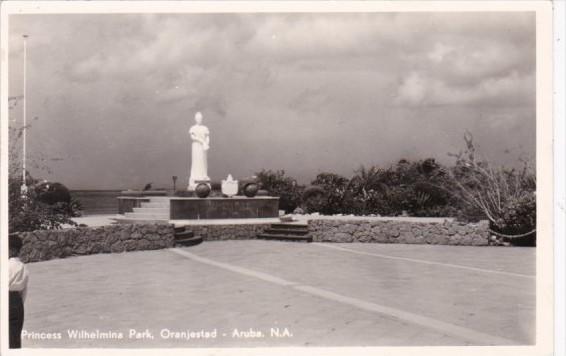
[195,112,203,124]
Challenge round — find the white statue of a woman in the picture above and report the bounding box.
[188,111,210,190]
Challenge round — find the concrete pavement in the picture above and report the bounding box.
[20,241,534,348]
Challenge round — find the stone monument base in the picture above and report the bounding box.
[119,190,168,197]
[170,196,279,220]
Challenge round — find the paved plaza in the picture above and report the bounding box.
[20,241,535,348]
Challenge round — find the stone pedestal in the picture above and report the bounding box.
[119,190,168,197]
[170,196,279,220]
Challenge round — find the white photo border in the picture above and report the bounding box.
[0,1,556,356]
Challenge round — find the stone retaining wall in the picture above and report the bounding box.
[308,219,490,246]
[13,219,493,264]
[190,224,270,241]
[16,224,175,263]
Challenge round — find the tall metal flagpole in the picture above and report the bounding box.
[21,34,29,196]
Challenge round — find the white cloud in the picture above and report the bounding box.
[395,72,427,105]
[395,70,534,107]
[8,12,536,188]
[428,43,453,63]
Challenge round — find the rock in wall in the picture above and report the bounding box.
[308,219,490,246]
[190,224,270,241]
[16,224,175,263]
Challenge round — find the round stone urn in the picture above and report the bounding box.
[243,183,259,198]
[195,183,211,198]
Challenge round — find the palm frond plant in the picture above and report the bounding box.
[447,133,536,245]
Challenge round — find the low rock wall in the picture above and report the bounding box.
[13,219,492,264]
[308,219,490,246]
[16,224,175,263]
[190,224,270,241]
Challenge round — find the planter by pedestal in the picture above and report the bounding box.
[195,183,211,198]
[243,183,259,198]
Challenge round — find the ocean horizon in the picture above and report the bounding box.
[71,190,123,216]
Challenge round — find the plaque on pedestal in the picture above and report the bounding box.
[221,174,238,197]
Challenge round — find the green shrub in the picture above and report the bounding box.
[447,133,536,245]
[301,185,326,213]
[9,176,79,233]
[309,173,352,214]
[345,160,455,217]
[255,169,303,213]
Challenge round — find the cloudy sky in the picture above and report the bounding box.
[8,12,535,190]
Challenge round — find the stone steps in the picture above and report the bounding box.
[257,223,312,242]
[133,207,168,213]
[141,203,169,208]
[270,223,309,230]
[174,226,202,247]
[264,228,310,236]
[174,226,188,233]
[176,236,203,247]
[110,217,169,224]
[124,212,169,219]
[115,197,171,222]
[175,230,195,239]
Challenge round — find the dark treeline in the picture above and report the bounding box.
[256,135,536,244]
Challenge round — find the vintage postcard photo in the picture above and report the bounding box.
[0,1,554,355]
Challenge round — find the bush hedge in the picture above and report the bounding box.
[256,137,535,245]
